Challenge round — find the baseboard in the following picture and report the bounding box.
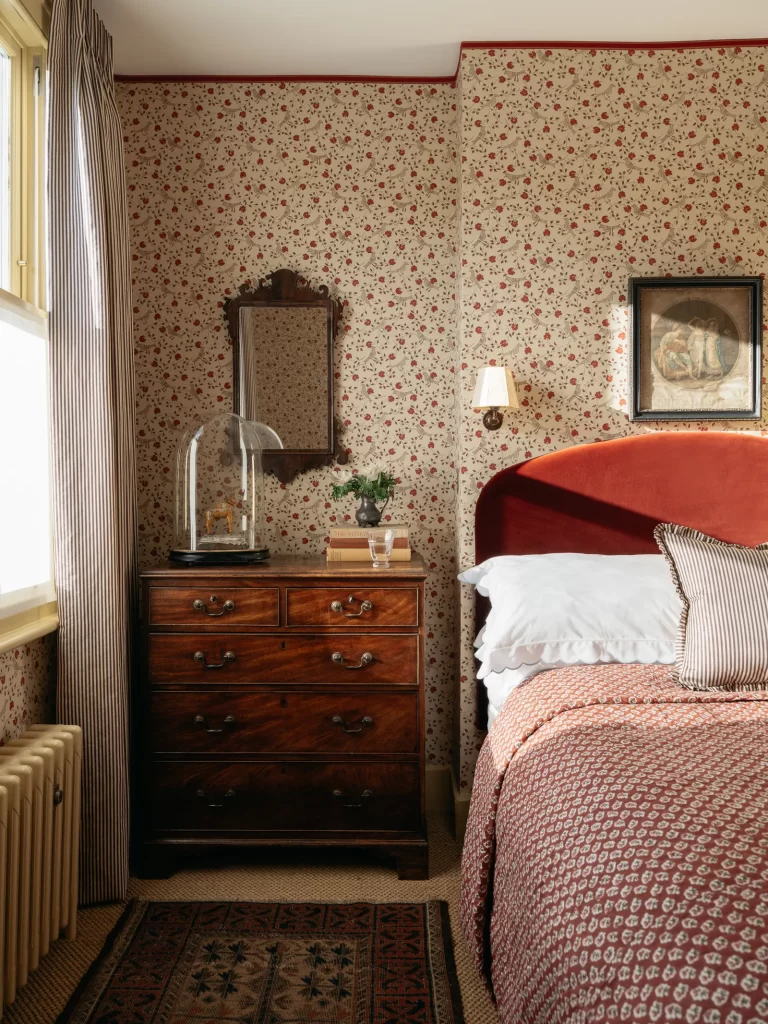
[425,765,470,844]
[425,765,451,813]
[451,767,470,845]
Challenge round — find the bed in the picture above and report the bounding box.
[460,433,768,1023]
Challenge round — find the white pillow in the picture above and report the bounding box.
[458,553,680,682]
[484,666,539,727]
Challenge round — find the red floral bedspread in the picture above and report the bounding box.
[460,663,768,1024]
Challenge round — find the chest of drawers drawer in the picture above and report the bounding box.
[149,690,419,755]
[148,633,418,685]
[286,588,418,627]
[149,587,279,627]
[151,760,421,835]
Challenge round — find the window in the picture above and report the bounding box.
[0,44,12,290]
[0,0,50,653]
[0,289,53,612]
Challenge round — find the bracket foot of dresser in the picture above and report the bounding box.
[392,843,430,880]
[134,845,177,880]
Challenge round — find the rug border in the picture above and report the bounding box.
[56,899,466,1024]
[437,899,466,1024]
[56,899,140,1024]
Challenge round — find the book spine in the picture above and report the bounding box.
[329,527,409,539]
[329,537,410,549]
[325,548,412,562]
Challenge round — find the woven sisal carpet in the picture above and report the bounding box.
[59,899,463,1023]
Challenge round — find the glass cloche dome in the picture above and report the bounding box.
[170,411,270,564]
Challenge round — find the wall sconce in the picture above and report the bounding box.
[472,366,519,431]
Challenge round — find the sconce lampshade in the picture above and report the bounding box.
[472,366,519,411]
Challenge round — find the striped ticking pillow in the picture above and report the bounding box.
[654,523,768,692]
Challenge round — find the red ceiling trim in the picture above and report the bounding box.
[460,37,768,50]
[114,37,768,90]
[114,72,455,86]
[455,38,768,82]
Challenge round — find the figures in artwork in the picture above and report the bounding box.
[655,316,725,382]
[205,496,237,535]
[655,326,695,380]
[703,317,725,377]
[686,318,707,378]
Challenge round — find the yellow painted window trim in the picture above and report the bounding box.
[0,1,47,49]
[0,0,46,311]
[0,600,57,654]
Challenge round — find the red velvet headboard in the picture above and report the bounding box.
[472,432,768,726]
[476,432,768,563]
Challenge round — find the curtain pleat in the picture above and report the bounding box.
[48,0,137,903]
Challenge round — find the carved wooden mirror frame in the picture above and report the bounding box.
[224,269,348,484]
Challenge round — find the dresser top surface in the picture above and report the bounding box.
[142,552,428,580]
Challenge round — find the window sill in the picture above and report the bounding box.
[0,604,58,655]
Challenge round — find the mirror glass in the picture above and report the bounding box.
[237,305,331,450]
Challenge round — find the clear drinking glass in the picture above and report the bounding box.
[368,529,395,568]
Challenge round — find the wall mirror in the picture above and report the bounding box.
[225,269,347,483]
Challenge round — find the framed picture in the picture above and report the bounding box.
[629,276,762,421]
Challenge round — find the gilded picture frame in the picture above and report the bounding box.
[629,276,762,421]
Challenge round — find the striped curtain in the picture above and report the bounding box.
[48,0,137,903]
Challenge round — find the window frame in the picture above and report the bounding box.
[0,0,46,310]
[0,0,50,654]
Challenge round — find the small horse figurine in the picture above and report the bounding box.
[205,496,237,535]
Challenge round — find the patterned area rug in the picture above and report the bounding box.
[59,900,464,1023]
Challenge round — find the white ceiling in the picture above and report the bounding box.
[93,0,768,79]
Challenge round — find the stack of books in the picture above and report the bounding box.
[326,524,411,562]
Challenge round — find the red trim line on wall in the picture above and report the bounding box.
[114,37,768,89]
[113,72,455,86]
[460,37,768,50]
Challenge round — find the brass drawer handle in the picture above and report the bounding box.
[332,788,373,808]
[196,787,236,808]
[330,595,374,618]
[331,651,374,670]
[194,650,236,669]
[332,715,373,734]
[194,714,236,734]
[193,596,235,617]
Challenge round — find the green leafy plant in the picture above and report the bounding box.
[331,467,397,505]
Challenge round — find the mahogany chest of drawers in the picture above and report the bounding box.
[136,554,429,879]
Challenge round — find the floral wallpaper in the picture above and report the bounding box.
[116,80,461,767]
[0,636,56,745]
[117,43,768,788]
[454,44,768,788]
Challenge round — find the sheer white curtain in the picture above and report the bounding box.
[48,0,137,903]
